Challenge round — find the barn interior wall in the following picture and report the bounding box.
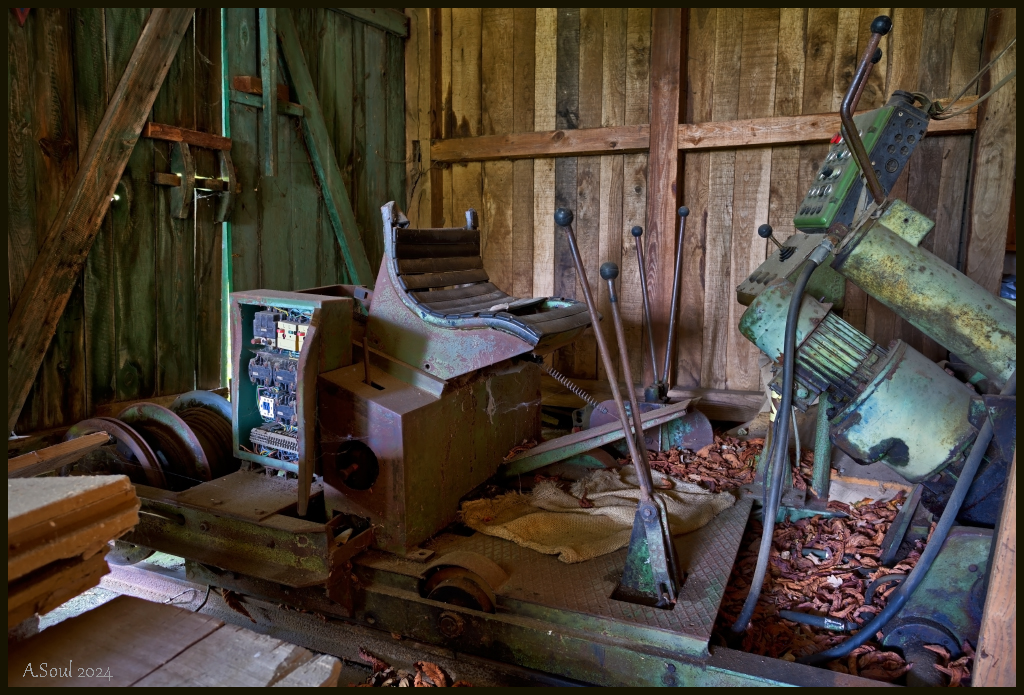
[405,7,1011,390]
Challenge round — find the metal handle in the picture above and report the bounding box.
[630,226,661,387]
[840,15,892,205]
[661,207,689,389]
[758,223,783,250]
[554,209,653,501]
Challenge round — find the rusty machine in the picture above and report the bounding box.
[62,14,1015,688]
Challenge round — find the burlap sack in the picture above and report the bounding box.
[460,468,736,563]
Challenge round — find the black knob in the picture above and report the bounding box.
[554,208,574,227]
[871,47,883,64]
[820,166,834,178]
[630,225,643,237]
[870,15,892,36]
[600,262,619,280]
[757,224,774,239]
[678,206,690,218]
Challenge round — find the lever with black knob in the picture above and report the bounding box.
[759,224,796,261]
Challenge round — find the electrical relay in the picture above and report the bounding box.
[246,306,311,464]
[793,91,929,232]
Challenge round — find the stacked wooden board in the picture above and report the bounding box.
[8,595,341,687]
[8,476,139,629]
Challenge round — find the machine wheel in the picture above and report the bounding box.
[119,403,212,486]
[421,567,495,613]
[65,417,166,488]
[107,540,155,566]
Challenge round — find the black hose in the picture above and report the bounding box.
[800,370,1016,665]
[732,259,819,632]
[779,610,858,632]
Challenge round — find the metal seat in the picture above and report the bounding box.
[380,202,592,351]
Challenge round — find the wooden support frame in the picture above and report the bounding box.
[259,8,277,177]
[275,8,375,285]
[6,7,196,433]
[429,100,977,163]
[642,8,686,385]
[142,122,232,151]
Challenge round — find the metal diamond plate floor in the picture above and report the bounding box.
[360,497,752,647]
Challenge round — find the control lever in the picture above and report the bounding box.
[758,223,783,251]
[840,15,892,205]
[661,207,688,396]
[630,226,663,401]
[554,209,679,608]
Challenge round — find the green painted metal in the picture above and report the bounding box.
[738,280,830,363]
[829,340,978,481]
[736,232,846,309]
[220,9,233,386]
[832,199,1016,385]
[811,392,832,500]
[792,106,892,232]
[882,527,991,656]
[502,401,693,477]
[276,8,375,286]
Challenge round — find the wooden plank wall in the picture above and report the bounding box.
[407,7,997,388]
[405,8,653,380]
[224,8,405,293]
[8,8,222,433]
[8,8,405,435]
[679,8,987,390]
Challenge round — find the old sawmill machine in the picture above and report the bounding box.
[60,14,1015,687]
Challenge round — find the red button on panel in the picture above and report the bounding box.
[830,133,843,145]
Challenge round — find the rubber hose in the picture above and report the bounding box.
[732,259,819,632]
[800,370,1016,665]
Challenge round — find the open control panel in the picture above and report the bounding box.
[793,91,930,232]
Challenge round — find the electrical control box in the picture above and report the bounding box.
[230,287,357,475]
[793,91,929,232]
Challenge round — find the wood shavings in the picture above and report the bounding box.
[353,650,470,688]
[709,485,955,685]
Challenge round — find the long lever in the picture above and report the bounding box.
[840,15,892,205]
[631,226,662,402]
[554,208,653,503]
[602,261,680,605]
[661,207,689,391]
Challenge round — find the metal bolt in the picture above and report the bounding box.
[968,564,978,572]
[796,387,810,399]
[438,611,465,639]
[366,615,376,625]
[199,521,211,532]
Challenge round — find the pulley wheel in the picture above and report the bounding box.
[118,403,211,484]
[170,391,236,479]
[65,417,166,488]
[422,567,495,613]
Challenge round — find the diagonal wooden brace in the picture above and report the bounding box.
[7,8,196,432]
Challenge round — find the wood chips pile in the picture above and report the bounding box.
[640,435,972,685]
[354,648,471,687]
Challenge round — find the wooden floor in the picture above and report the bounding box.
[8,595,340,687]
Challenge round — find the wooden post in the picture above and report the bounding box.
[964,8,1016,295]
[259,8,277,177]
[6,8,196,433]
[642,8,686,386]
[974,452,1016,686]
[275,8,374,286]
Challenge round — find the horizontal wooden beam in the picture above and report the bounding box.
[330,8,408,37]
[677,97,977,151]
[430,124,650,163]
[430,99,978,163]
[8,431,112,478]
[231,75,289,102]
[229,90,304,118]
[142,122,232,151]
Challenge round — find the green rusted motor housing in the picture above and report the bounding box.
[739,280,980,482]
[832,200,1017,386]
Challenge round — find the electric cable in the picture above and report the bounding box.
[915,37,1016,120]
[732,257,820,632]
[800,370,1016,665]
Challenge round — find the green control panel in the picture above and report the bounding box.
[793,91,929,232]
